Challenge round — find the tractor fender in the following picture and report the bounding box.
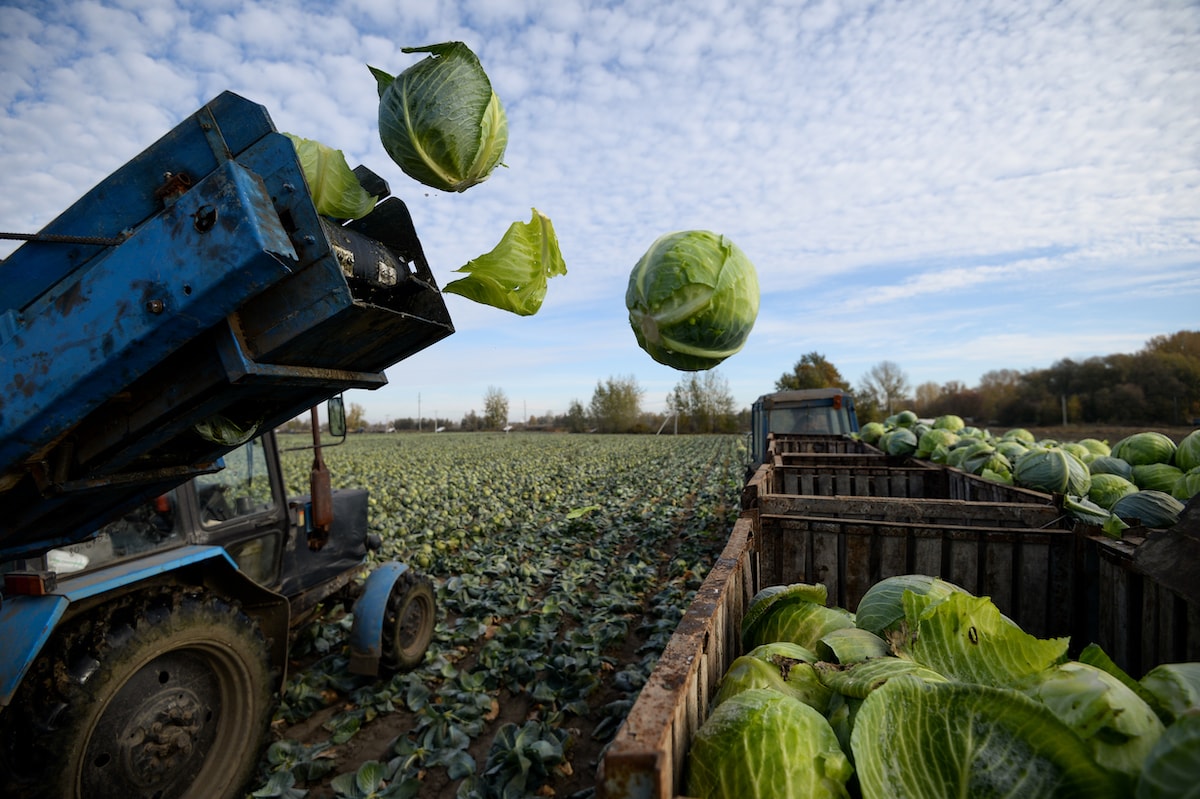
[0,545,290,709]
[348,560,411,676]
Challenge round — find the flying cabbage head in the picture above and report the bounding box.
[370,42,508,193]
[626,230,760,371]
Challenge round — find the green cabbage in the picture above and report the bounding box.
[1135,712,1200,799]
[915,428,958,458]
[853,573,965,637]
[441,209,566,316]
[815,627,889,664]
[1017,661,1165,785]
[741,592,855,651]
[879,427,918,457]
[686,688,854,799]
[1133,463,1185,493]
[858,421,886,445]
[284,133,377,220]
[1176,429,1200,472]
[1088,473,1139,509]
[1112,432,1177,467]
[625,230,759,371]
[1110,490,1185,528]
[713,653,833,714]
[1078,438,1112,460]
[852,677,1121,799]
[1001,427,1036,445]
[814,656,949,699]
[1140,663,1200,725]
[371,42,508,192]
[1175,466,1200,500]
[1090,455,1134,480]
[932,414,965,431]
[1014,447,1091,495]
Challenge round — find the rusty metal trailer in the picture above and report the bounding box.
[598,433,1200,799]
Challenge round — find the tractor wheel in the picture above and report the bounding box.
[380,571,436,671]
[1,588,275,799]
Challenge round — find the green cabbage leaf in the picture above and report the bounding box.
[851,677,1121,799]
[894,590,1069,686]
[442,209,566,316]
[284,134,377,220]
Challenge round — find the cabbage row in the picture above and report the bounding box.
[688,576,1200,799]
[258,433,745,798]
[859,413,1199,536]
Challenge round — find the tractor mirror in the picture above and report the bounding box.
[327,396,347,438]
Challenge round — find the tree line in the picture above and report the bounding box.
[777,330,1200,426]
[287,372,744,435]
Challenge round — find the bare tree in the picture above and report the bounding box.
[859,361,910,416]
[912,381,941,415]
[483,386,509,429]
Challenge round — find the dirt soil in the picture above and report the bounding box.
[270,524,714,799]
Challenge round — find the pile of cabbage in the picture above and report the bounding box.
[857,414,1199,537]
[686,576,1200,799]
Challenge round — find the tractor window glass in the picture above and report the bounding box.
[196,437,278,526]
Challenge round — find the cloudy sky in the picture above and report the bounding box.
[3,0,1198,425]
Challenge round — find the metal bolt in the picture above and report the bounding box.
[146,299,165,314]
[302,235,316,245]
[282,182,296,193]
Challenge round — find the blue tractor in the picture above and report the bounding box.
[0,92,454,799]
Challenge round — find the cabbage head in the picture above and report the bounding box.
[932,414,965,431]
[686,688,854,799]
[1077,438,1112,460]
[371,42,507,192]
[859,421,887,445]
[1090,455,1134,480]
[853,573,966,637]
[1110,490,1185,528]
[1112,432,1177,466]
[742,592,854,651]
[915,428,958,459]
[713,652,833,713]
[879,427,918,457]
[1017,661,1165,785]
[1176,429,1200,472]
[1175,466,1200,500]
[852,677,1121,799]
[1014,447,1091,496]
[1001,427,1037,445]
[1136,712,1200,799]
[1132,463,1184,493]
[626,230,759,371]
[1088,473,1138,509]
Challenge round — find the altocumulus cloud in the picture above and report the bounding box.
[1,0,1197,422]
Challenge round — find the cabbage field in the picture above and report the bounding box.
[254,432,746,799]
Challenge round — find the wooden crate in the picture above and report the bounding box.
[756,512,1078,640]
[597,515,757,799]
[598,454,1193,798]
[1083,533,1200,677]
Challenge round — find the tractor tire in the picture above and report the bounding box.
[0,588,275,799]
[380,570,436,672]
